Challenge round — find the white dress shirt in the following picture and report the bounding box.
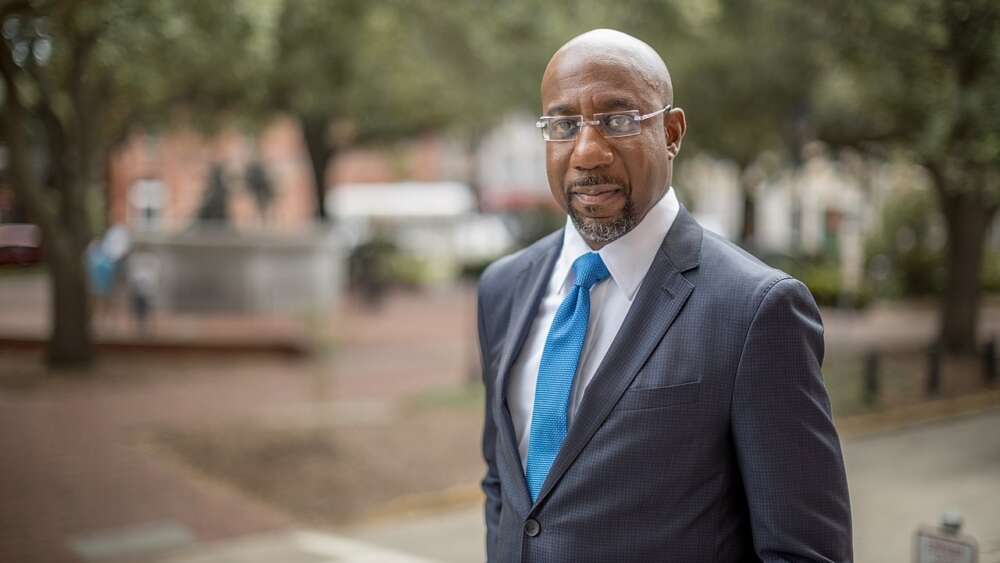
[508,188,680,469]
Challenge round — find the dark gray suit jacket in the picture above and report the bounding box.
[477,206,852,562]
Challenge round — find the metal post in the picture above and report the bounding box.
[983,336,997,386]
[927,342,941,397]
[863,350,879,407]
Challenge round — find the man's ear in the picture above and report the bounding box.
[664,107,687,159]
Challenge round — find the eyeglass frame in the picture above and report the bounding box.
[535,104,673,142]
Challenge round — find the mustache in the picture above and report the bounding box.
[566,175,628,191]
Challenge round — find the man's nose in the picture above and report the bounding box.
[570,125,613,170]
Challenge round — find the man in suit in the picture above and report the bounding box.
[477,29,852,562]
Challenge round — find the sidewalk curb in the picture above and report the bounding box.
[148,528,438,563]
[0,334,310,357]
[358,484,484,526]
[836,388,1000,439]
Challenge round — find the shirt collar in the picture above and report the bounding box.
[553,187,680,300]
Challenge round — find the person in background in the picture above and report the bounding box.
[127,250,160,335]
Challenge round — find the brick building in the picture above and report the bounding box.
[107,116,474,232]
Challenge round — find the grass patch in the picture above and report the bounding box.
[406,382,484,412]
[824,353,872,417]
[0,263,46,277]
[823,348,990,418]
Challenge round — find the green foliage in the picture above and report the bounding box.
[458,257,495,282]
[54,0,263,137]
[814,0,1000,195]
[671,1,820,167]
[809,0,1000,351]
[766,252,873,309]
[1,0,268,199]
[264,0,503,145]
[864,187,946,298]
[981,252,1000,293]
[0,0,272,364]
[4,0,998,359]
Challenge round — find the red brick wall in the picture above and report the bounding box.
[107,117,463,231]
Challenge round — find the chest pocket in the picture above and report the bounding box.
[618,380,700,411]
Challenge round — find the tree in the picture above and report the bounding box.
[266,0,472,221]
[655,0,821,247]
[813,0,1000,354]
[267,0,365,222]
[0,0,263,367]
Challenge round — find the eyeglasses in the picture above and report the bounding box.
[536,105,671,142]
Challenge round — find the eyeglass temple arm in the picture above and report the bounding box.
[638,104,672,120]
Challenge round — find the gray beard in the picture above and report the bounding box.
[568,197,637,245]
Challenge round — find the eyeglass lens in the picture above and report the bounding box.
[543,112,640,141]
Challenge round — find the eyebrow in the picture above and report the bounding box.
[599,97,640,111]
[544,103,576,116]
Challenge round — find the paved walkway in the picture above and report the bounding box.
[0,277,476,563]
[847,409,1000,562]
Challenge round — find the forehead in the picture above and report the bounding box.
[541,53,659,114]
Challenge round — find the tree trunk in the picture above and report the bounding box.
[466,131,484,212]
[1,86,95,369]
[44,234,94,368]
[300,116,334,222]
[738,163,757,248]
[939,190,994,356]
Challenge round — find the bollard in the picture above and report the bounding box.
[927,342,942,397]
[913,511,979,562]
[940,511,962,535]
[983,336,997,385]
[863,350,880,407]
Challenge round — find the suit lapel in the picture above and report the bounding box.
[492,231,561,517]
[532,206,703,509]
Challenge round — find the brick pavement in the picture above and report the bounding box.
[0,356,298,562]
[0,277,478,563]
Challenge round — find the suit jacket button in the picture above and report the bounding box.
[524,518,540,537]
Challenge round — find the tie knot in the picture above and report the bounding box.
[571,252,610,290]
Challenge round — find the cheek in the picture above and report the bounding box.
[546,143,571,168]
[546,147,571,209]
[621,139,667,204]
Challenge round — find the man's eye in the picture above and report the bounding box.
[605,114,634,131]
[550,119,577,134]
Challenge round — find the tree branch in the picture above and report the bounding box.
[0,44,59,239]
[0,1,35,22]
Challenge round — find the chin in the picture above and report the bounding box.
[571,209,636,244]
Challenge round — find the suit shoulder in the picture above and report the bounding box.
[479,229,561,298]
[698,230,803,307]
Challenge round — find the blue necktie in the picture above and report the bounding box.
[525,252,610,502]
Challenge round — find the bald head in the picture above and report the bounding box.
[542,29,673,108]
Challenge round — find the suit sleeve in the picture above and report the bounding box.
[478,284,502,562]
[732,278,853,563]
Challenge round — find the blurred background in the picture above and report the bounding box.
[0,1,998,562]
